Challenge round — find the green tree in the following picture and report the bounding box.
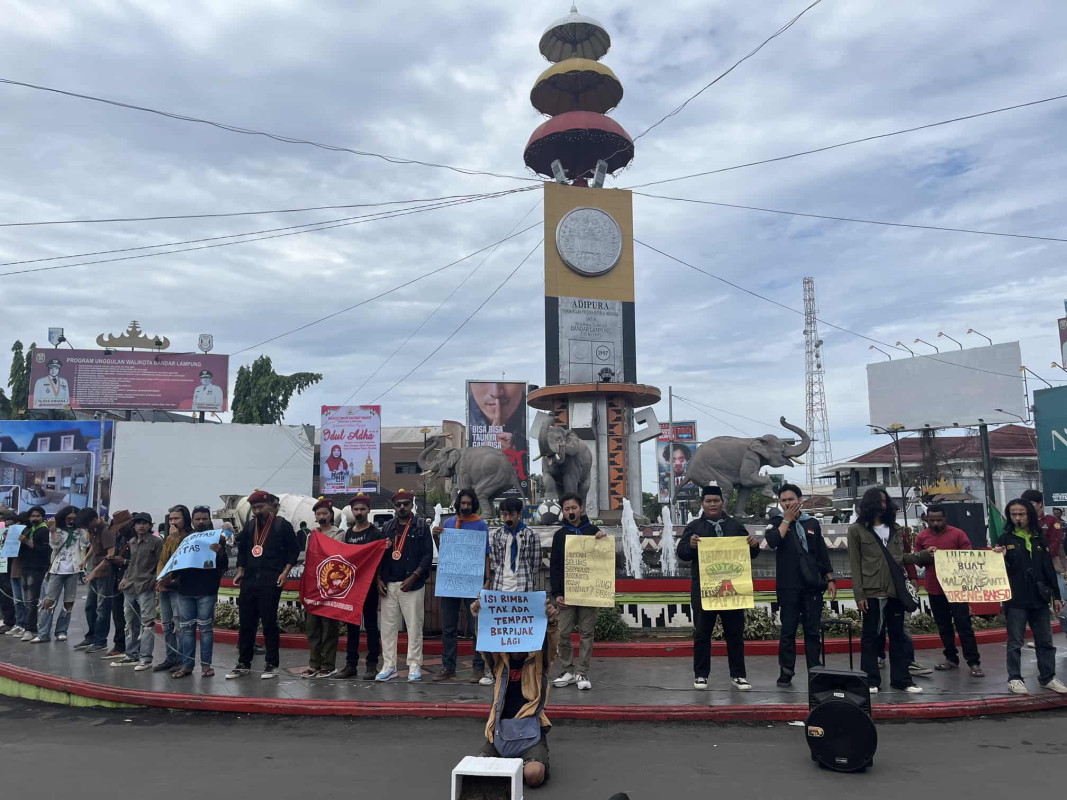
[0,388,11,419]
[230,355,322,424]
[8,340,29,414]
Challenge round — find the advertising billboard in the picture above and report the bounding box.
[0,420,115,515]
[27,348,229,412]
[866,342,1026,431]
[658,421,698,442]
[658,439,702,503]
[466,381,530,498]
[320,406,381,495]
[1034,386,1067,504]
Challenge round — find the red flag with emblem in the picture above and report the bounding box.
[300,531,387,625]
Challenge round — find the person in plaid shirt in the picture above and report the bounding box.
[488,498,542,595]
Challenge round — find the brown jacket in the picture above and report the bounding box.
[483,620,560,743]
[847,522,930,604]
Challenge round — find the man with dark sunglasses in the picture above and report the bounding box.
[375,489,432,682]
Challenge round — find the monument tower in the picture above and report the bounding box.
[524,5,661,522]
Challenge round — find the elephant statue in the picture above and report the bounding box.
[537,425,593,506]
[683,417,811,517]
[416,435,520,513]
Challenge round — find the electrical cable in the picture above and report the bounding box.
[369,239,544,403]
[0,187,537,277]
[232,222,541,355]
[672,395,753,436]
[634,238,1067,383]
[634,191,1067,244]
[671,393,779,430]
[0,77,540,183]
[624,92,1067,190]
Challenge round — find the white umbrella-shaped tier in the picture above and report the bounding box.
[539,4,611,63]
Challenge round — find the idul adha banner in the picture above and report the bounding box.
[563,535,615,607]
[697,537,755,611]
[933,549,1012,603]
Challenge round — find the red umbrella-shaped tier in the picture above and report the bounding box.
[523,110,633,179]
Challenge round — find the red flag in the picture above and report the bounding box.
[300,531,387,625]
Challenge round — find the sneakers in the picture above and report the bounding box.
[20,632,35,642]
[111,655,138,667]
[101,649,126,660]
[693,677,708,690]
[869,686,879,694]
[731,677,752,691]
[1042,678,1067,694]
[261,666,278,679]
[776,673,792,687]
[6,625,25,636]
[909,662,934,676]
[314,669,336,678]
[73,640,93,651]
[576,675,592,690]
[432,669,456,683]
[553,672,576,688]
[375,667,398,682]
[1008,679,1030,695]
[86,644,108,654]
[333,665,358,679]
[469,669,485,684]
[893,684,923,694]
[225,665,251,680]
[29,636,48,644]
[152,661,178,673]
[0,624,10,635]
[56,633,67,642]
[408,668,422,682]
[133,661,153,671]
[478,674,495,686]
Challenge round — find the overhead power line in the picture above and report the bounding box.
[233,223,542,355]
[369,239,544,403]
[634,238,1067,384]
[0,77,539,183]
[625,92,1067,190]
[634,191,1067,244]
[671,395,753,437]
[671,393,779,430]
[0,187,536,277]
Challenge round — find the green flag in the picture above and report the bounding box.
[988,501,1006,545]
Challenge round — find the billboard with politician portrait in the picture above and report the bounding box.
[28,348,229,412]
[320,406,381,495]
[466,381,530,498]
[658,439,702,503]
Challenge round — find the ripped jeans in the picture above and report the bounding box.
[178,594,217,669]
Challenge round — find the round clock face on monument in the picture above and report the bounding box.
[555,206,623,277]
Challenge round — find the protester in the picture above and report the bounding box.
[1022,489,1067,634]
[765,484,836,686]
[227,490,299,680]
[0,507,16,633]
[112,512,163,670]
[376,488,433,682]
[17,506,51,642]
[76,508,119,654]
[302,497,344,678]
[995,498,1067,694]
[172,505,228,678]
[913,505,983,676]
[432,488,490,684]
[33,505,86,643]
[677,485,760,691]
[848,487,932,694]
[102,512,134,658]
[334,493,383,680]
[550,492,605,691]
[473,595,559,788]
[153,505,191,672]
[3,506,28,638]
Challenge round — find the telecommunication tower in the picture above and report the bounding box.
[803,277,833,485]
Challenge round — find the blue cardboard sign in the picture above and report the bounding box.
[157,529,222,578]
[1,524,25,558]
[435,528,487,598]
[476,590,548,653]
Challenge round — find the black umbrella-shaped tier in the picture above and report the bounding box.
[523,110,634,179]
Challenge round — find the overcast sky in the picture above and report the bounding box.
[3,0,1065,494]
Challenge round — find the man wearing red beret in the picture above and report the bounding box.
[301,497,344,678]
[376,489,433,682]
[226,490,300,680]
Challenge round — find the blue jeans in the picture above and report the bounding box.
[178,594,216,670]
[11,576,26,628]
[123,589,156,663]
[158,590,181,665]
[36,572,79,640]
[1006,604,1056,684]
[83,575,112,646]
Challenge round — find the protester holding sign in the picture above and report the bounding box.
[227,490,299,680]
[433,489,490,684]
[170,506,229,678]
[472,591,559,789]
[765,484,836,686]
[153,505,191,672]
[1022,489,1067,634]
[677,486,760,691]
[301,497,344,678]
[113,512,163,671]
[995,498,1067,695]
[334,494,384,680]
[915,505,983,677]
[550,493,605,691]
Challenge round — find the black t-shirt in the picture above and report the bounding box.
[501,655,528,719]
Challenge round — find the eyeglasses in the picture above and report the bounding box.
[394,501,412,508]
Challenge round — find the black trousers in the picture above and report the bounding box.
[110,572,126,649]
[928,593,980,666]
[777,588,823,677]
[692,589,746,679]
[0,573,15,626]
[861,597,911,689]
[345,581,381,668]
[21,569,46,633]
[237,583,283,668]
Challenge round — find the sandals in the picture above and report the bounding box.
[202,667,215,678]
[934,662,959,671]
[970,666,985,677]
[171,667,194,679]
[300,667,318,678]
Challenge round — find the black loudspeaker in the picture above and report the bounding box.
[941,502,987,548]
[805,621,877,773]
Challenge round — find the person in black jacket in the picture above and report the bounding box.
[226,490,299,680]
[17,505,51,640]
[677,485,760,690]
[765,484,836,686]
[995,498,1067,695]
[334,493,383,680]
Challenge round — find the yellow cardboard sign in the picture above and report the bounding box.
[933,549,1012,603]
[563,535,616,607]
[698,537,754,611]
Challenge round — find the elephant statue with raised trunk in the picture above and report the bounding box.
[683,417,811,517]
[537,425,592,506]
[416,435,520,513]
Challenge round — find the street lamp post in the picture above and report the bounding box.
[1052,362,1067,374]
[420,426,431,514]
[868,345,892,361]
[894,341,916,357]
[938,332,963,350]
[867,423,909,529]
[1021,366,1053,388]
[914,338,939,353]
[967,328,993,346]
